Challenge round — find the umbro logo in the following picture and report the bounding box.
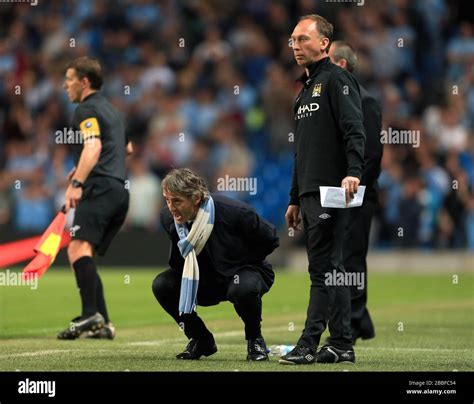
[319,213,331,219]
[305,354,314,361]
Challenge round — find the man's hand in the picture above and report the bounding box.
[285,205,301,230]
[341,176,360,204]
[65,184,83,213]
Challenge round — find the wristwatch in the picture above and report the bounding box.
[71,179,83,188]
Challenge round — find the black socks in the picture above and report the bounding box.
[73,256,108,321]
[96,273,110,323]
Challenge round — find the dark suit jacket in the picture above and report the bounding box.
[160,194,279,289]
[360,86,383,196]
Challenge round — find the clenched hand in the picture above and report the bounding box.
[285,205,301,230]
[341,176,360,204]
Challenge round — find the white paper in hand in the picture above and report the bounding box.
[320,186,366,208]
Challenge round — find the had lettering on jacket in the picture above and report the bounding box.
[295,82,323,120]
[295,102,320,120]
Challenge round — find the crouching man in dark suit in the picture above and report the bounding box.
[152,168,279,361]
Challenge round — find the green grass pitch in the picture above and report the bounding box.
[0,268,472,371]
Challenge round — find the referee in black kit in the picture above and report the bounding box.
[280,15,365,365]
[58,56,132,340]
[329,41,383,343]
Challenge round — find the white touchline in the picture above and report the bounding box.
[355,347,472,353]
[0,349,75,359]
[0,345,468,360]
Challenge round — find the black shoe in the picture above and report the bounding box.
[247,336,269,361]
[176,337,217,360]
[57,313,105,340]
[86,322,116,340]
[316,345,355,364]
[279,345,316,365]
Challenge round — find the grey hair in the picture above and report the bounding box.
[162,168,210,201]
[330,41,357,73]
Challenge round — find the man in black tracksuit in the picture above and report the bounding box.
[280,15,365,365]
[329,41,383,343]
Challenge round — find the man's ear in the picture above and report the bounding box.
[321,37,330,53]
[193,195,202,206]
[81,77,90,89]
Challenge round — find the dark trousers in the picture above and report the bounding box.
[343,193,376,339]
[152,266,269,340]
[298,193,353,350]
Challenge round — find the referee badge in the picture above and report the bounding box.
[312,83,322,97]
[79,117,101,139]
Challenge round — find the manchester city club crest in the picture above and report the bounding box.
[312,83,322,97]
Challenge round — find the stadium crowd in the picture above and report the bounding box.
[0,0,472,250]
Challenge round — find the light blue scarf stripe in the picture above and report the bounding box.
[177,238,193,258]
[179,278,199,314]
[175,196,215,315]
[206,196,215,224]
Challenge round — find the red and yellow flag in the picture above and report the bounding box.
[22,209,68,279]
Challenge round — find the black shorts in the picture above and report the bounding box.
[72,176,129,256]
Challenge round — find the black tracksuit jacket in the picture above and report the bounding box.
[289,57,366,205]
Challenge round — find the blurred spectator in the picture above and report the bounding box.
[139,49,176,94]
[13,168,52,233]
[215,61,257,115]
[388,8,416,76]
[417,148,450,245]
[432,106,467,152]
[210,118,254,199]
[261,62,294,154]
[398,175,424,247]
[187,138,215,183]
[126,156,161,231]
[46,145,75,211]
[4,139,43,184]
[146,94,193,177]
[377,147,403,246]
[180,86,221,137]
[447,21,474,81]
[437,152,471,248]
[192,25,232,64]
